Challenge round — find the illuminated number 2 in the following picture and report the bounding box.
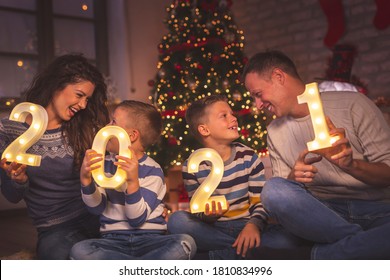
[187,148,227,213]
[297,82,339,151]
[1,102,48,166]
[91,126,131,189]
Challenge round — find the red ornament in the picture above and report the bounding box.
[178,183,189,202]
[174,63,182,71]
[168,136,178,146]
[240,128,249,137]
[199,0,218,12]
[212,55,221,63]
[147,80,155,87]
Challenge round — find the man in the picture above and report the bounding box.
[243,50,390,259]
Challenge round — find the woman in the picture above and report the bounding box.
[0,54,110,259]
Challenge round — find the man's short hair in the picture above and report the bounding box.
[242,50,301,80]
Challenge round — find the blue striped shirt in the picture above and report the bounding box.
[182,142,267,230]
[81,153,167,234]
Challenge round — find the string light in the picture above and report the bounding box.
[148,1,269,171]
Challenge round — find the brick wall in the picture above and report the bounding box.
[232,0,390,100]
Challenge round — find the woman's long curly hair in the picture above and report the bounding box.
[22,54,110,169]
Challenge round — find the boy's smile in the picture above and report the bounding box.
[203,101,239,143]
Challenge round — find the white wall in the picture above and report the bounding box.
[108,0,171,103]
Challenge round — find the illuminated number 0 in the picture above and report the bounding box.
[91,126,131,189]
[1,102,48,166]
[187,148,227,213]
[297,82,339,151]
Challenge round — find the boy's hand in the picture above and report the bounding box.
[81,149,103,186]
[115,146,139,194]
[204,200,229,218]
[1,158,28,184]
[232,223,260,258]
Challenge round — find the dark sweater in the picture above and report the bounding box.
[0,118,90,228]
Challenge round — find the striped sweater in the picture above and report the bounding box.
[81,153,167,234]
[182,142,267,230]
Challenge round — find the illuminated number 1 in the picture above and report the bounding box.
[297,82,339,151]
[187,148,227,213]
[1,102,48,166]
[91,126,131,189]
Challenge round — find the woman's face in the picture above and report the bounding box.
[46,80,95,126]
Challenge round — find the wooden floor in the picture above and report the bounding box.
[0,208,37,259]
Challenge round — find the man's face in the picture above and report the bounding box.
[245,72,290,118]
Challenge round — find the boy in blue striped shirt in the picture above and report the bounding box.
[70,100,196,259]
[168,95,300,259]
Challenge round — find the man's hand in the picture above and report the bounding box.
[313,117,353,170]
[288,149,322,183]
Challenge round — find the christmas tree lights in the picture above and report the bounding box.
[149,0,269,172]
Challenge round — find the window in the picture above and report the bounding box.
[0,0,108,111]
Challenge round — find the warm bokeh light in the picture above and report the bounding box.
[1,102,48,166]
[148,1,269,172]
[187,148,226,213]
[297,82,340,151]
[91,126,131,189]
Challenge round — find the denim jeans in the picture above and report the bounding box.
[167,210,306,260]
[262,177,390,259]
[36,213,100,260]
[69,232,196,260]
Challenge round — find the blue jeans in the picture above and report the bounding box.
[167,211,306,260]
[70,232,196,260]
[262,177,390,259]
[37,213,100,260]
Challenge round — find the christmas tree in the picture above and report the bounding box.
[149,0,269,172]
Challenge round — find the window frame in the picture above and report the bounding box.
[0,0,108,103]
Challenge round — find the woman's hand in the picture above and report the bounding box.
[1,158,28,184]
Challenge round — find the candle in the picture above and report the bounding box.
[297,82,340,151]
[91,125,131,189]
[1,102,48,166]
[187,148,227,213]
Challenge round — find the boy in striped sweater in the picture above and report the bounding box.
[70,100,196,260]
[168,95,264,259]
[168,95,302,259]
